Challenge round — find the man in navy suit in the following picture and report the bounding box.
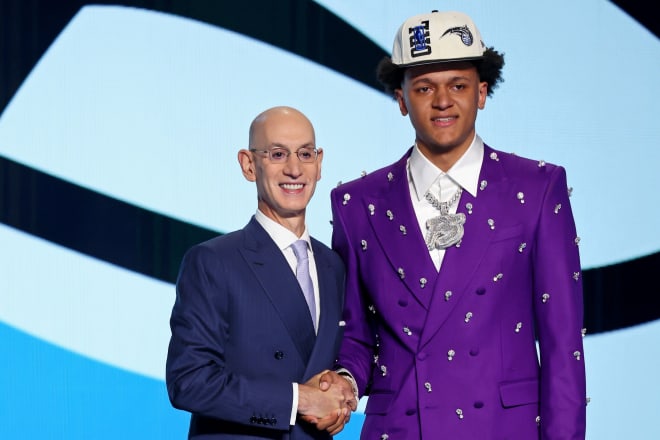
[166,106,355,439]
[322,10,587,439]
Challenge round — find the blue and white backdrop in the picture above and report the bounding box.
[0,1,658,438]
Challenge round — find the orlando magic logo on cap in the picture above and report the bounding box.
[391,10,486,67]
[442,25,474,46]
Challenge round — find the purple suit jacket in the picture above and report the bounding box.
[331,146,586,439]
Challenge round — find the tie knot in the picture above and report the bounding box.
[291,240,309,262]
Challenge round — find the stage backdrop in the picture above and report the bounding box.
[1,1,658,438]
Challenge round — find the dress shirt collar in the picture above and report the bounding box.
[254,209,312,252]
[409,134,484,200]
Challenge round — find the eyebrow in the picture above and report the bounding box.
[411,75,471,85]
[266,142,316,150]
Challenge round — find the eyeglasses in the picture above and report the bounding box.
[249,146,318,163]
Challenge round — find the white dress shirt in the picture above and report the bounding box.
[336,136,487,402]
[407,135,484,271]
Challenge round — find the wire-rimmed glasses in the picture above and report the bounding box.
[249,146,319,163]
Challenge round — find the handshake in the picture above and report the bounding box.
[297,370,358,436]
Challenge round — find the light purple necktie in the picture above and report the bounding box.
[291,240,316,328]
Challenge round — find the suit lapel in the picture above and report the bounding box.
[312,242,339,337]
[366,152,438,309]
[305,240,341,373]
[241,218,316,363]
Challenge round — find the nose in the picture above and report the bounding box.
[283,153,303,177]
[432,89,452,110]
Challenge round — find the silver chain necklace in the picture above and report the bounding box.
[425,187,463,214]
[424,187,466,250]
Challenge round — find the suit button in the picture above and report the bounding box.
[405,409,416,416]
[469,348,479,356]
[274,351,285,360]
[476,287,486,295]
[474,401,484,409]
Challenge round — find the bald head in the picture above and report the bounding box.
[238,106,322,235]
[249,106,315,149]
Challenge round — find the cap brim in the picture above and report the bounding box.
[394,55,484,68]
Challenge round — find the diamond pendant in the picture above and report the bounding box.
[425,212,466,250]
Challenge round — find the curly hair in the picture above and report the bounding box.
[376,47,505,98]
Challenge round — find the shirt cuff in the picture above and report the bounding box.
[291,383,298,425]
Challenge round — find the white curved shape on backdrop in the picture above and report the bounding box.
[0,4,657,439]
[315,0,660,269]
[0,5,410,250]
[0,3,658,269]
[0,6,410,378]
[0,223,172,379]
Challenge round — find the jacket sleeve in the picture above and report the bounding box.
[330,187,377,397]
[165,244,294,431]
[533,166,587,439]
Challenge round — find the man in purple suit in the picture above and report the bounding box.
[326,10,587,439]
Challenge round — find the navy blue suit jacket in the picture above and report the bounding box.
[166,217,346,439]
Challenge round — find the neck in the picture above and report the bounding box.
[257,206,306,237]
[417,145,467,172]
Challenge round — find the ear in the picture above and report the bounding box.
[395,89,408,116]
[237,149,257,182]
[478,82,488,110]
[315,148,324,181]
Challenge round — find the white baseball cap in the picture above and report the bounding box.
[391,10,486,67]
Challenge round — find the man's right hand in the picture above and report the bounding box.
[298,370,357,434]
[316,370,358,411]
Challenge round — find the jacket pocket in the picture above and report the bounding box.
[499,378,539,408]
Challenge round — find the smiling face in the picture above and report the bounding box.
[238,106,322,235]
[396,61,487,171]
